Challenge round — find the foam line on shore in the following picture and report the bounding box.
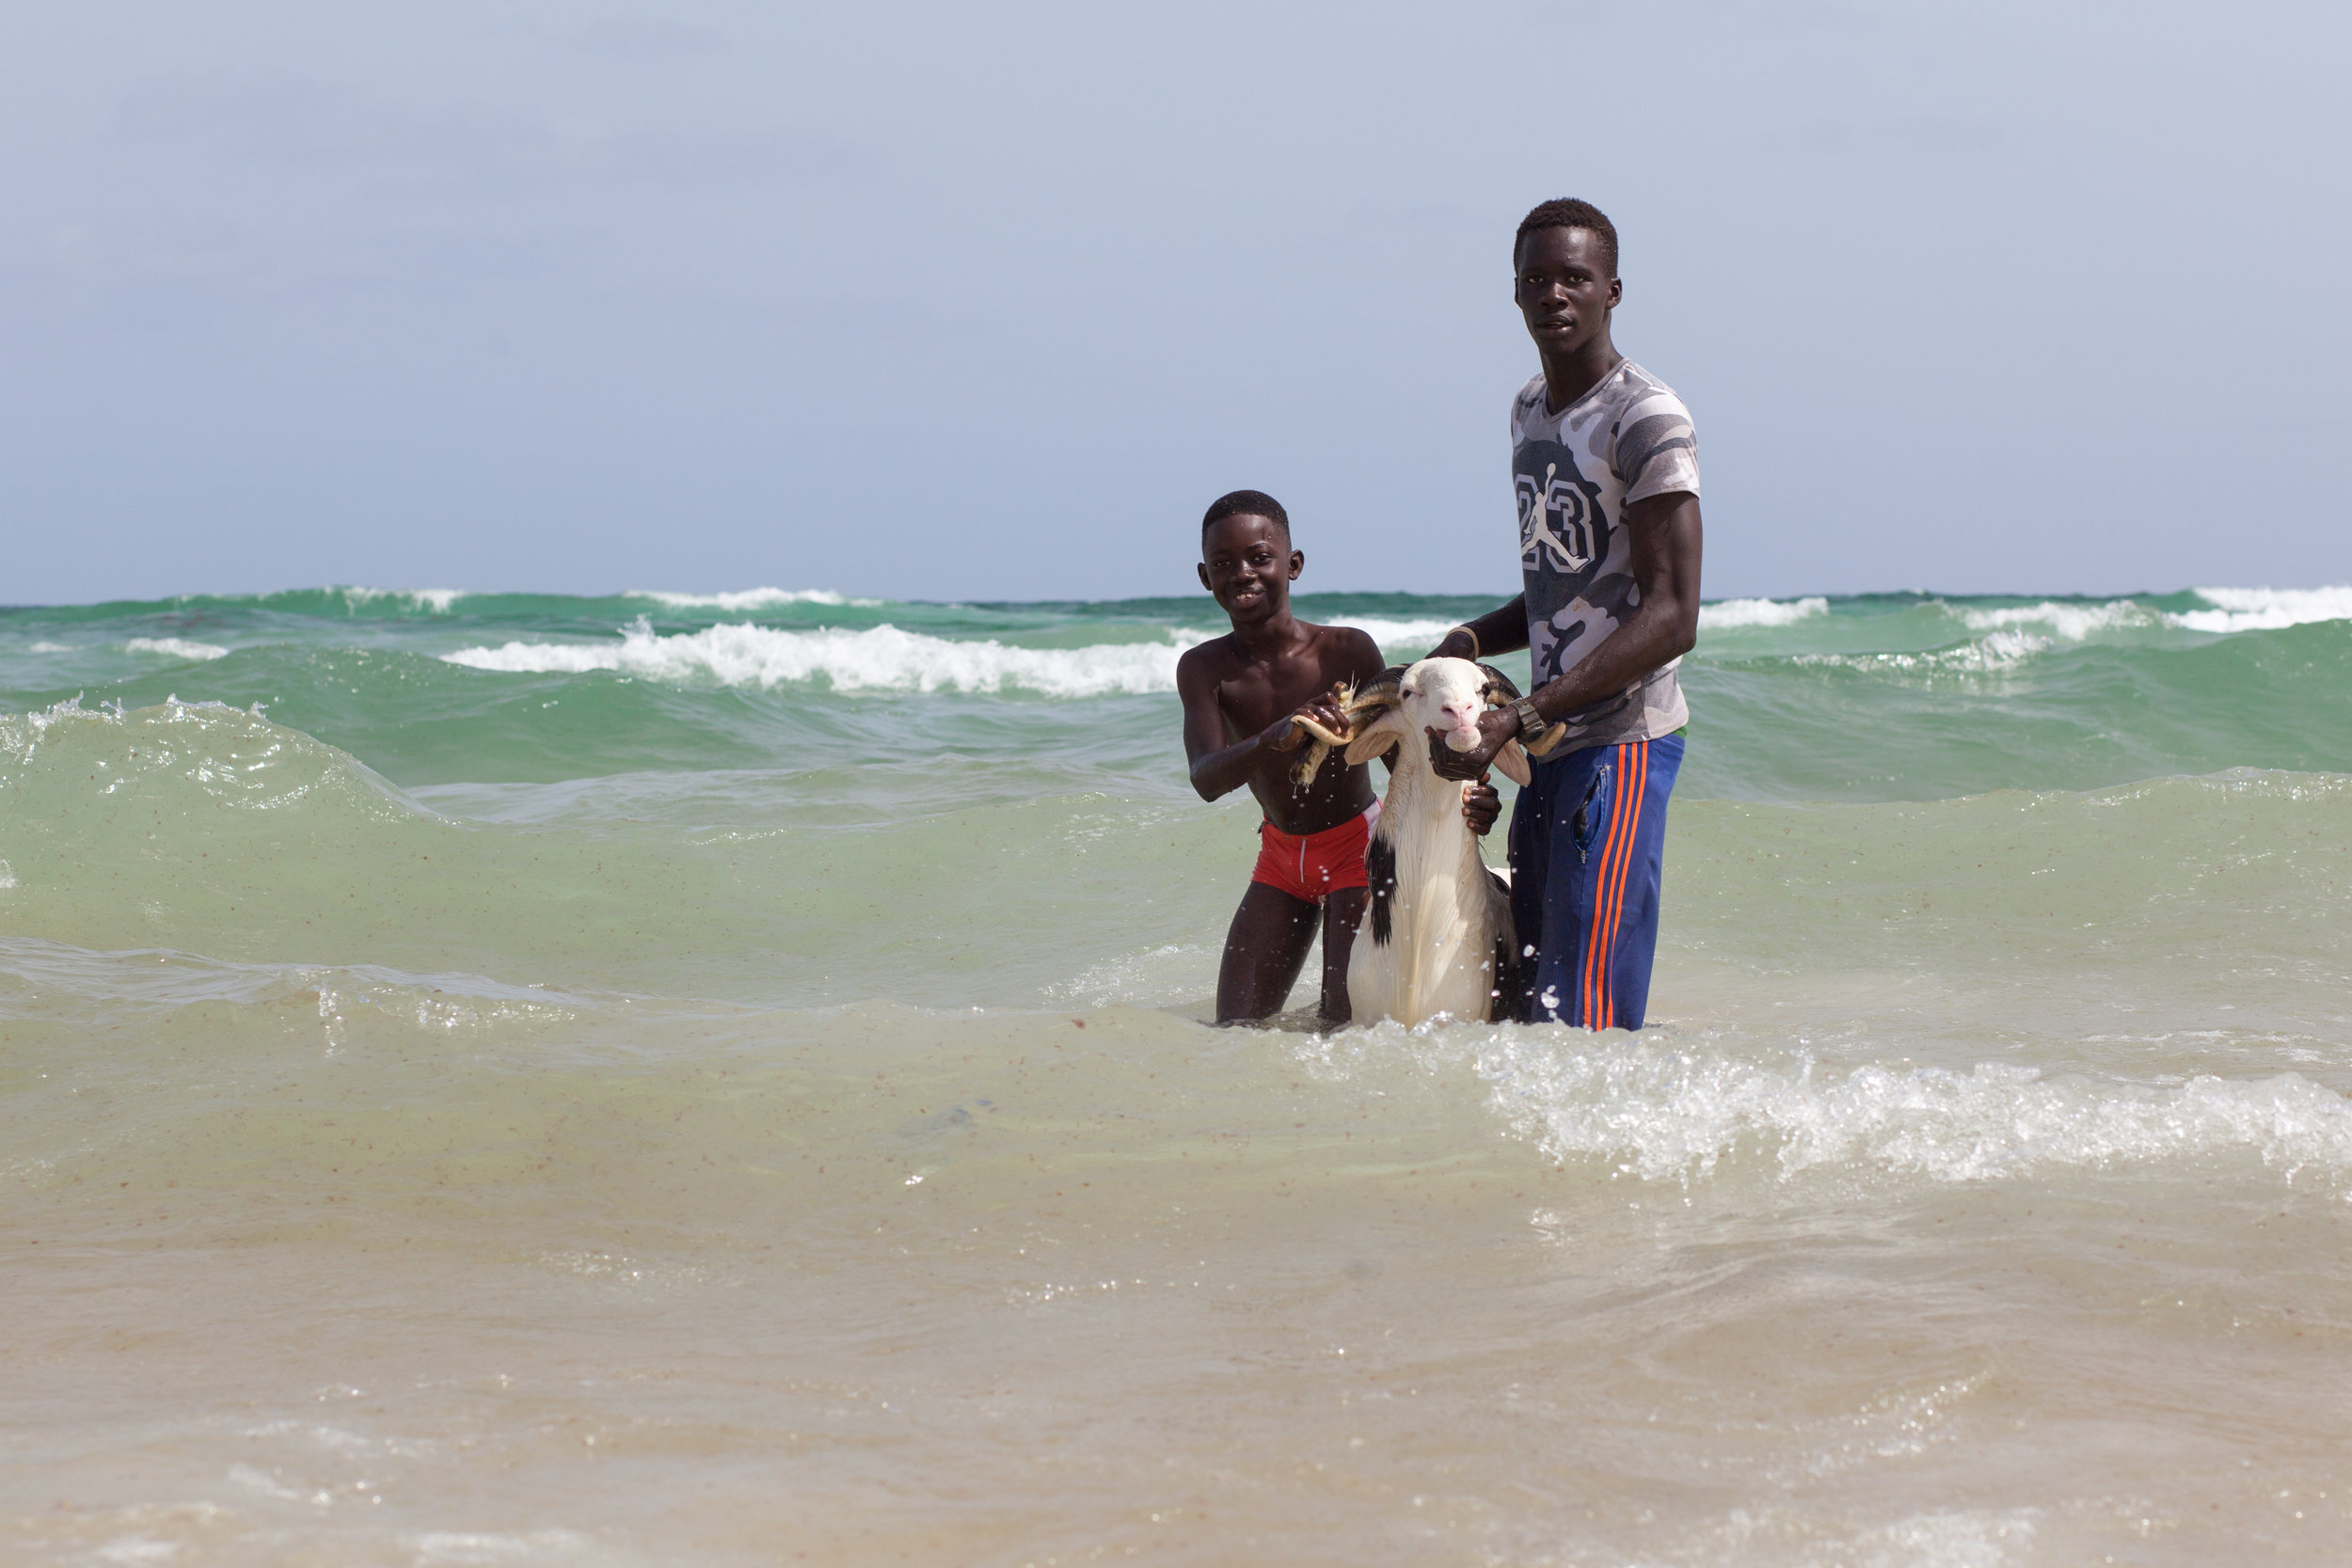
[1304,1025,2352,1195]
[1475,1038,2352,1190]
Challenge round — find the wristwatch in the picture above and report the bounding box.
[1511,696,1543,739]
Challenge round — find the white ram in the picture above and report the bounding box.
[1298,657,1549,1027]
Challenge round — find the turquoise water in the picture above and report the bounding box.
[8,585,2350,800]
[4,582,2350,1564]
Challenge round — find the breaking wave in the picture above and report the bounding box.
[1483,1040,2352,1189]
[441,618,1188,697]
[1339,599,1836,643]
[121,637,230,661]
[1941,589,2350,642]
[1957,599,2161,640]
[2180,585,2352,634]
[1336,615,1459,647]
[1794,629,2051,676]
[624,587,882,610]
[338,587,467,614]
[1309,1026,2352,1195]
[1699,595,1830,629]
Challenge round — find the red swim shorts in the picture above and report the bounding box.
[1251,802,1381,905]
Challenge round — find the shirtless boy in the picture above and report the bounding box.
[1177,489,1499,1024]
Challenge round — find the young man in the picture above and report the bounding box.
[1426,198,1704,1031]
[1178,489,1499,1024]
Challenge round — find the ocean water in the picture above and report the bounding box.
[3,583,2349,1565]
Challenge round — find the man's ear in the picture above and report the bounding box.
[1607,277,1623,309]
[1197,562,1213,593]
[1287,549,1304,581]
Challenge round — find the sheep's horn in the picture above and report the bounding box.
[1476,663,1523,704]
[1291,679,1363,785]
[1293,670,1409,784]
[1346,666,1407,711]
[1518,721,1569,757]
[1292,714,1352,749]
[1477,662,1568,756]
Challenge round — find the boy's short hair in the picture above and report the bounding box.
[1201,489,1290,539]
[1514,198,1619,278]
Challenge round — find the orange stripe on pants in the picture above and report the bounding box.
[1581,741,1638,1026]
[1597,741,1648,1026]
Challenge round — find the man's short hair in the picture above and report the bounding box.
[1514,198,1619,278]
[1201,489,1290,538]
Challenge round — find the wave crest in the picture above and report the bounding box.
[2181,585,2352,634]
[1699,596,1830,629]
[441,618,1188,697]
[1309,1025,2352,1194]
[121,637,229,661]
[338,587,467,614]
[1957,599,2159,641]
[1793,629,2048,676]
[1477,1037,2352,1190]
[624,587,881,610]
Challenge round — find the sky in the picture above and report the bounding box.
[3,1,2345,606]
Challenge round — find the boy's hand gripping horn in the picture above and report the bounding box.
[1287,666,1405,784]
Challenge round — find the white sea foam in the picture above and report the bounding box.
[1464,1036,2352,1191]
[27,641,72,653]
[1045,944,1217,1008]
[627,587,881,610]
[442,619,1187,697]
[1341,600,1835,643]
[1851,1509,2038,1568]
[1959,598,2158,641]
[402,1529,593,1564]
[1795,629,2048,676]
[2178,584,2352,634]
[1699,595,1830,629]
[0,697,99,763]
[341,587,467,613]
[1336,616,1460,647]
[121,638,229,661]
[1176,616,1461,653]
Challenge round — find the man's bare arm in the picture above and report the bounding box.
[1430,493,1702,779]
[1428,594,1530,662]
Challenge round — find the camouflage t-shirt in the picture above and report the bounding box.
[1512,358,1699,752]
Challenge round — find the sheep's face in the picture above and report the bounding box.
[1398,657,1492,752]
[1343,657,1534,786]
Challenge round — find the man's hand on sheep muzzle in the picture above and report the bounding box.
[1426,706,1521,782]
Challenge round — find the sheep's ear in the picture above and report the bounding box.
[1343,707,1410,766]
[1495,739,1533,788]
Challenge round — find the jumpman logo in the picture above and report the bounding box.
[1519,462,1596,573]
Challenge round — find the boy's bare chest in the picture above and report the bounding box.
[1216,655,1336,737]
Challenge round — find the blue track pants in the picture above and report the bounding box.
[1507,733,1684,1030]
